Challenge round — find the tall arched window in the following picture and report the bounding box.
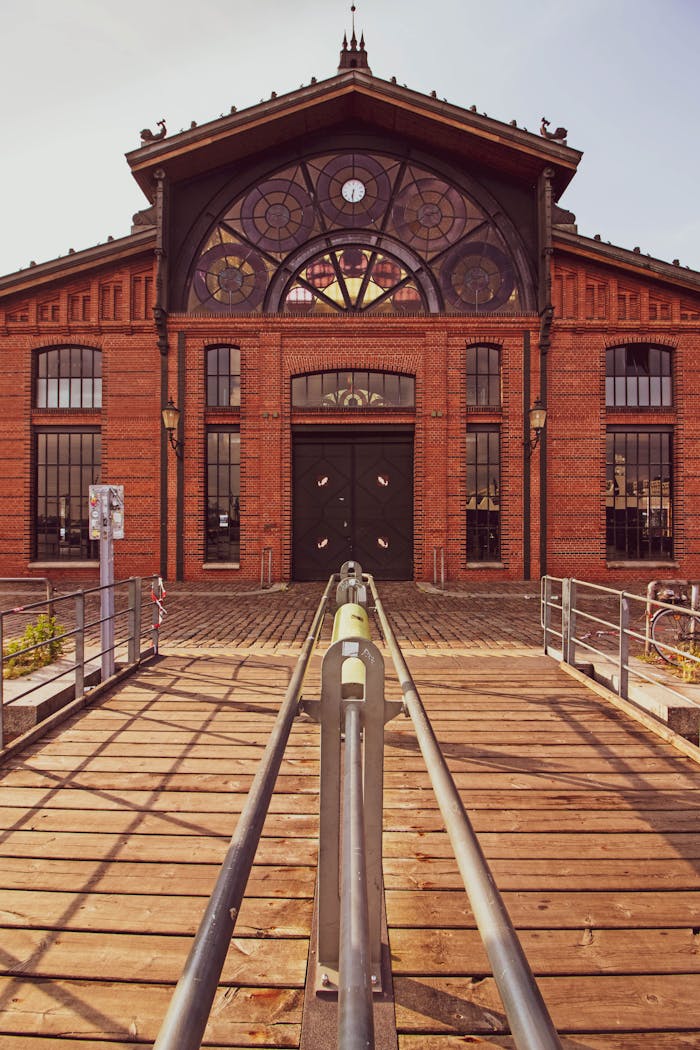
[206,345,240,407]
[466,344,501,407]
[605,344,672,407]
[35,346,102,409]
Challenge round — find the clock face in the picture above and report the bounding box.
[341,177,366,203]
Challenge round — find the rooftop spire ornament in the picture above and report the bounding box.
[338,3,371,73]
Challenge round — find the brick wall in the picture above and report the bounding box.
[2,250,700,584]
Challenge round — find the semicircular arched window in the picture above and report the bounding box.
[186,151,530,316]
[291,370,415,409]
[35,346,102,409]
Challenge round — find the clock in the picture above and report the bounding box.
[341,177,366,203]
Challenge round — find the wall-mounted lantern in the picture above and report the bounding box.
[162,397,183,458]
[525,398,547,455]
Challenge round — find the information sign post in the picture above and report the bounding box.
[89,485,125,680]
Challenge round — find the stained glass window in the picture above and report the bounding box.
[187,151,527,316]
[291,371,415,408]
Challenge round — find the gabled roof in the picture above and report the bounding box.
[126,69,582,201]
[0,229,156,299]
[554,226,700,295]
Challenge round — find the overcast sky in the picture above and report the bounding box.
[1,0,698,278]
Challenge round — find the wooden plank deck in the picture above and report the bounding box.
[0,646,700,1047]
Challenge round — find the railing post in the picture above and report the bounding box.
[561,578,572,665]
[74,591,85,700]
[541,576,552,653]
[619,592,630,699]
[128,577,141,665]
[260,547,273,589]
[0,611,4,749]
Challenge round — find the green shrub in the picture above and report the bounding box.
[2,614,65,679]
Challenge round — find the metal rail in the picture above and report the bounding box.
[541,576,700,714]
[0,576,161,749]
[339,700,375,1049]
[367,574,562,1050]
[153,572,335,1050]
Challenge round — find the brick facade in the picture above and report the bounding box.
[2,63,700,586]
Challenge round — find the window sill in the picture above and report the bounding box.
[202,562,240,570]
[606,561,678,569]
[466,561,505,569]
[29,561,98,569]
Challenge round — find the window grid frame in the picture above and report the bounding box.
[35,346,103,410]
[605,343,672,409]
[466,425,501,562]
[206,345,241,408]
[34,426,101,562]
[205,426,241,563]
[606,426,673,562]
[466,343,501,408]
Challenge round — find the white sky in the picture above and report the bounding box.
[1,0,698,278]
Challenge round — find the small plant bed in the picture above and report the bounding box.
[2,615,65,679]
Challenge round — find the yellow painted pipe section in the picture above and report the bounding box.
[332,604,371,698]
[331,604,371,643]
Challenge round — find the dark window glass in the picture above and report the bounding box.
[206,345,241,407]
[466,344,501,407]
[606,428,672,561]
[290,370,415,408]
[605,344,672,407]
[466,426,500,561]
[35,346,102,409]
[206,428,240,562]
[34,429,101,560]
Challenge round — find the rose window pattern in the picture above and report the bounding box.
[187,152,525,315]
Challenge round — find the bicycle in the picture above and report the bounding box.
[650,590,700,666]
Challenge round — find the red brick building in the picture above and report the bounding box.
[2,32,700,584]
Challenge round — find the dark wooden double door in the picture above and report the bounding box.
[293,429,414,580]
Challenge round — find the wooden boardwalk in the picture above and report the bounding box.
[1,643,700,1047]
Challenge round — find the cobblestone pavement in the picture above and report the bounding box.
[0,575,664,653]
[149,579,546,649]
[0,578,544,650]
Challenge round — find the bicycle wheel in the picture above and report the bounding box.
[651,608,698,665]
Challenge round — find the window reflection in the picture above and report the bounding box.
[35,346,102,409]
[605,344,672,408]
[291,371,415,409]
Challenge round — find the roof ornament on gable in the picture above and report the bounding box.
[338,4,371,74]
[540,117,567,143]
[140,119,167,143]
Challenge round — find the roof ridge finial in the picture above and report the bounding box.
[338,3,371,74]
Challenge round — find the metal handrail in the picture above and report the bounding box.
[367,573,562,1050]
[339,700,374,1049]
[153,572,335,1050]
[541,576,700,709]
[1,576,160,748]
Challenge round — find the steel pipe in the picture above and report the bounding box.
[368,575,562,1050]
[338,701,375,1050]
[153,574,335,1050]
